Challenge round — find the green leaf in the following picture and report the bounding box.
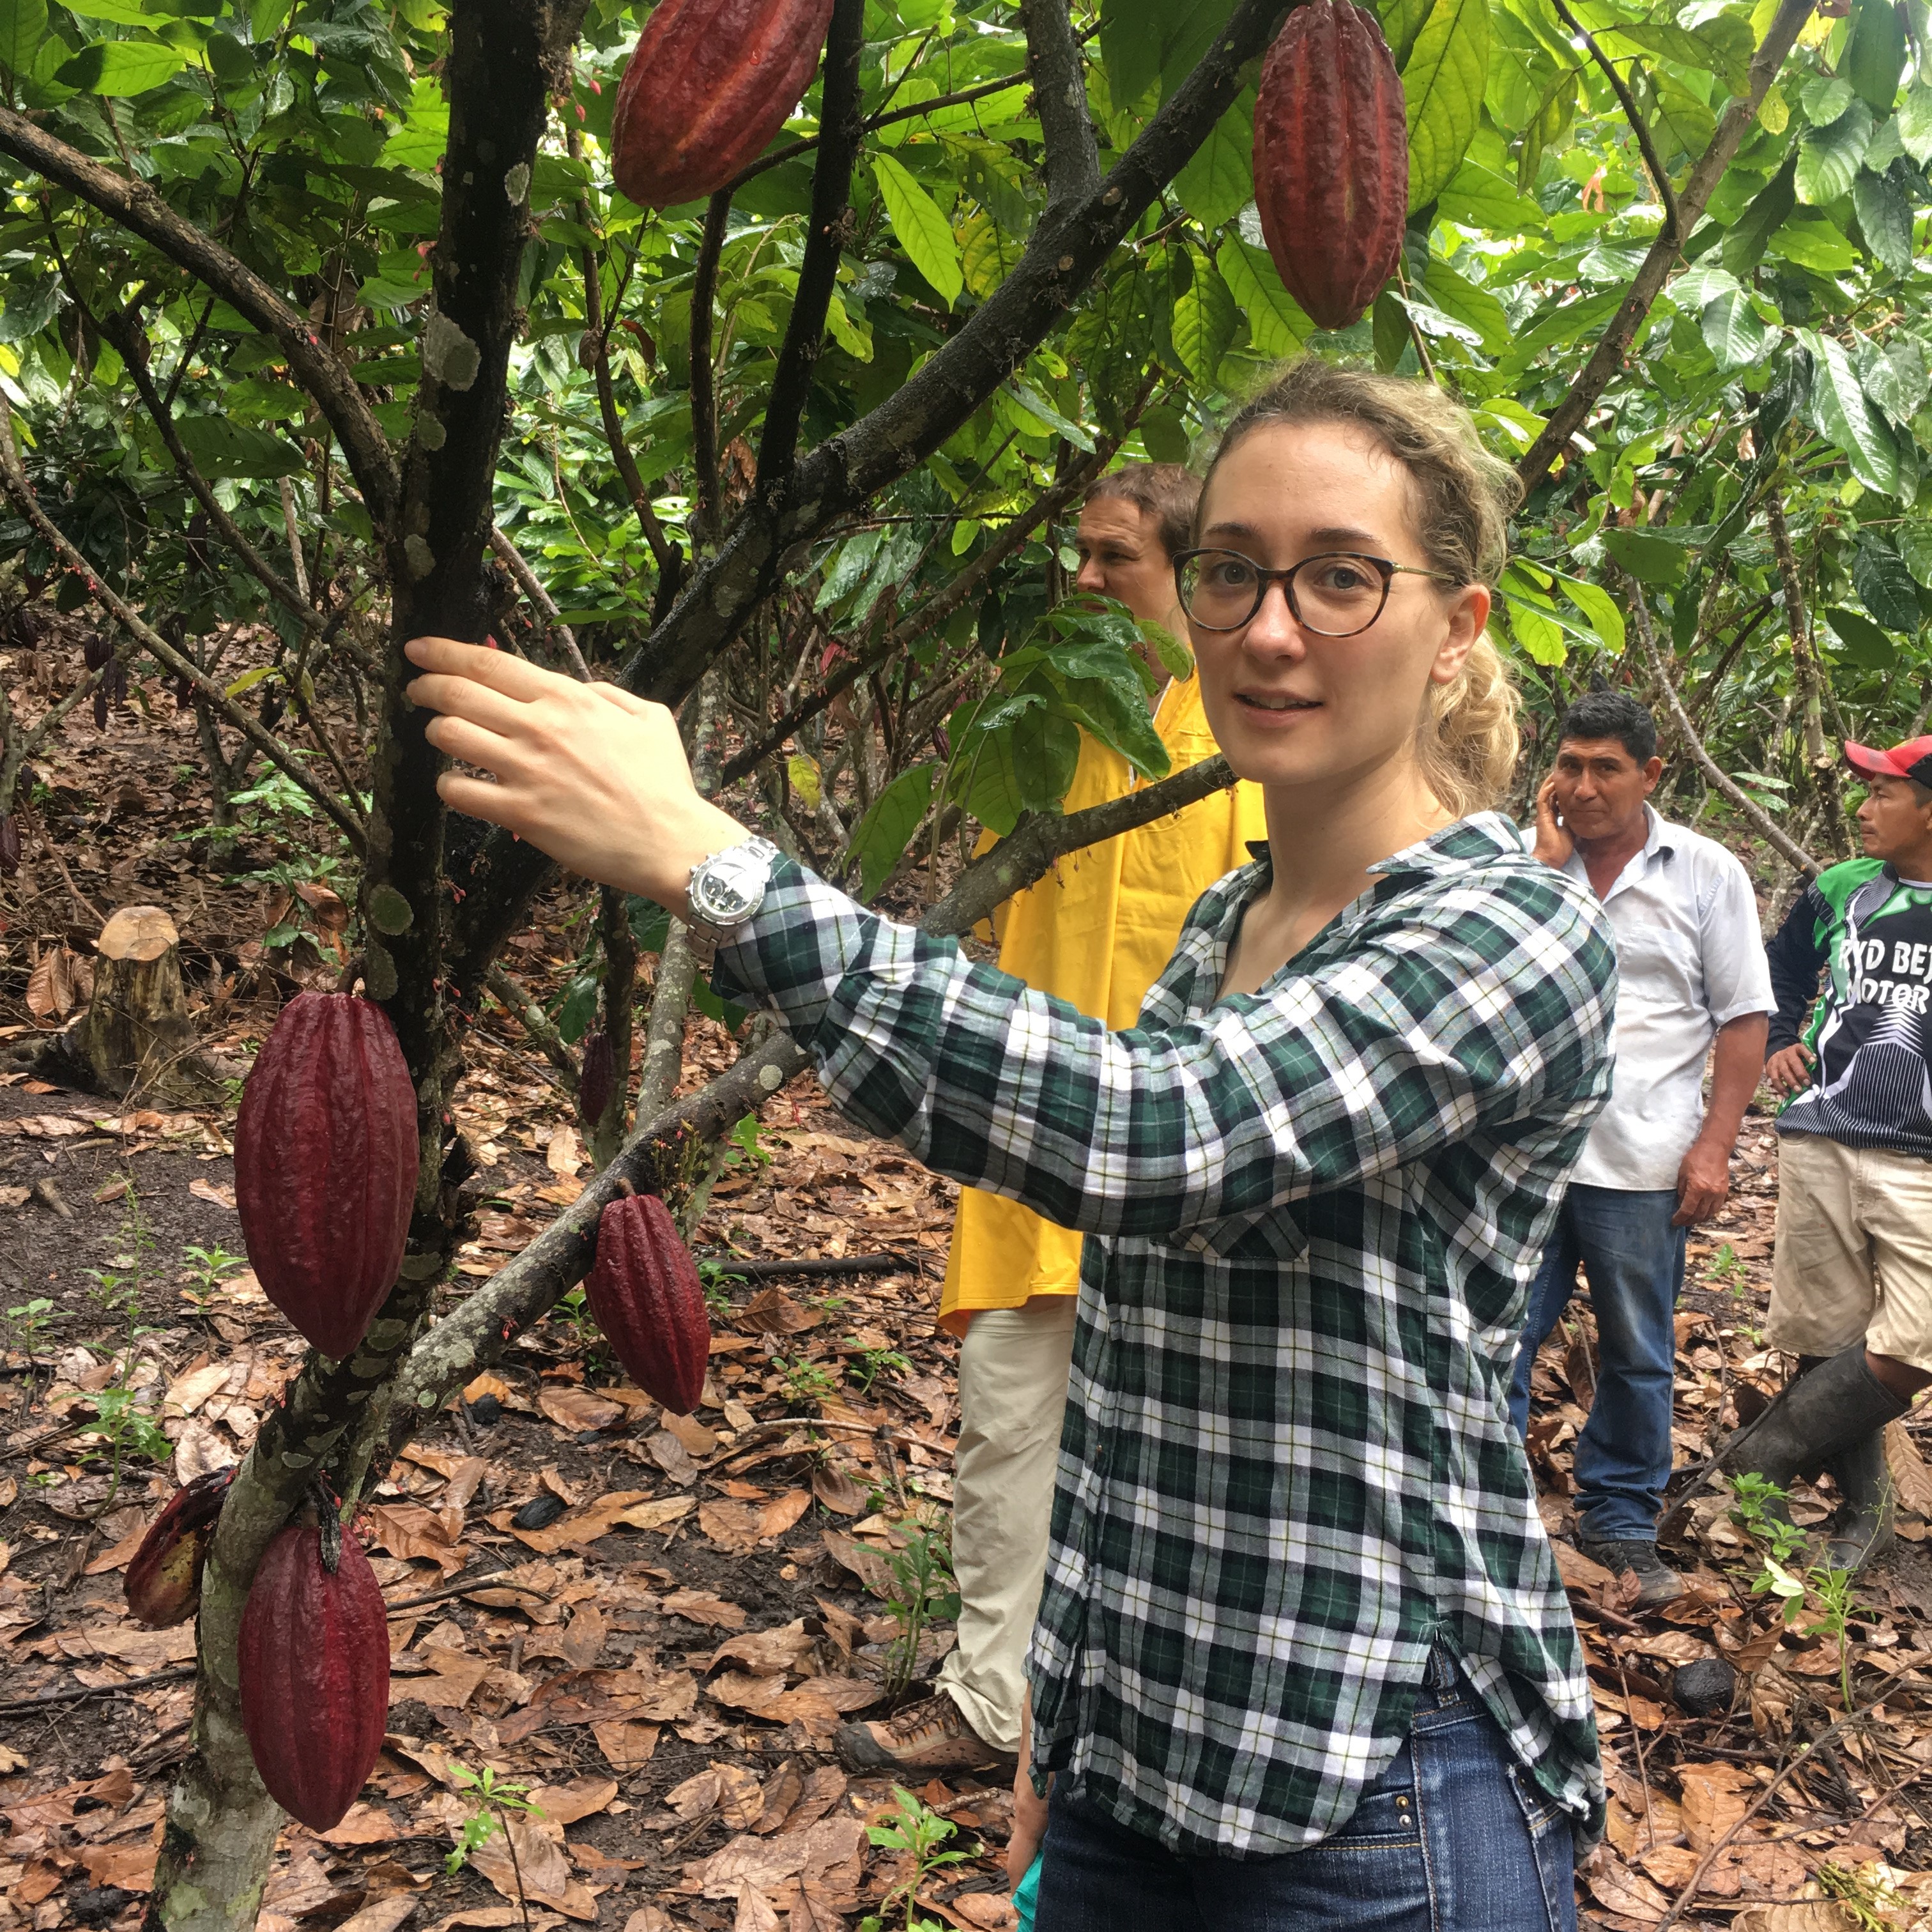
[1435,157,1544,232]
[1602,17,1751,95]
[1505,597,1567,664]
[1216,236,1312,356]
[1852,165,1913,272]
[1172,93,1253,231]
[61,0,153,21]
[1602,528,1690,585]
[1140,620,1195,680]
[1721,153,1797,275]
[1377,0,1435,65]
[1795,100,1874,205]
[1772,213,1860,273]
[1554,574,1625,654]
[1826,604,1898,666]
[1899,84,1932,162]
[1800,327,1903,494]
[959,210,1022,301]
[0,0,47,72]
[1898,522,1932,588]
[872,154,962,309]
[380,79,448,169]
[1003,377,1094,450]
[825,289,873,362]
[1423,255,1508,351]
[1701,288,1774,372]
[1172,252,1239,378]
[1853,538,1922,630]
[1844,0,1908,113]
[848,763,938,900]
[170,414,307,480]
[1403,0,1489,208]
[55,36,184,93]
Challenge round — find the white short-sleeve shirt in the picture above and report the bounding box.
[1545,806,1774,1191]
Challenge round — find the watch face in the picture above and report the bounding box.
[694,849,766,923]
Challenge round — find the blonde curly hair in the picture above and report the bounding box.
[1200,360,1524,817]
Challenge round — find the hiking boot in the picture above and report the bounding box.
[836,1692,1014,1775]
[1818,1428,1895,1573]
[1719,1344,1908,1493]
[1578,1536,1688,1609]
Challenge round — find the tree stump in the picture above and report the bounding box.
[71,905,224,1103]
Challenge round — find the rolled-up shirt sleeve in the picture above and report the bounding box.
[715,854,1614,1243]
[1699,850,1776,1026]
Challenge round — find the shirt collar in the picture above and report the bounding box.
[1245,812,1529,880]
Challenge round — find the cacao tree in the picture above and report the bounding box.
[1,0,1932,1924]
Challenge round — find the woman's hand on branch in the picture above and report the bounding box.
[403,636,747,908]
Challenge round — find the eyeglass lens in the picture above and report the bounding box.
[1179,552,1389,636]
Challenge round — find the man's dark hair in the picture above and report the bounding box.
[1084,463,1200,563]
[1557,691,1658,765]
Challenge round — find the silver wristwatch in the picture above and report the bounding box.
[684,836,781,967]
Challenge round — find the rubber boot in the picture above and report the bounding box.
[1718,1344,1908,1492]
[1818,1429,1895,1572]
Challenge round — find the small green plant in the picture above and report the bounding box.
[879,1522,961,1700]
[847,1341,913,1393]
[1809,1562,1866,1713]
[1816,1858,1902,1932]
[1701,1241,1745,1287]
[1727,1471,1809,1567]
[857,1785,974,1932]
[697,1257,746,1318]
[75,1184,171,1503]
[5,1296,56,1362]
[180,1245,247,1303]
[776,1354,841,1406]
[445,1761,544,1932]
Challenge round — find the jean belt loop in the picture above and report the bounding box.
[1426,1643,1459,1699]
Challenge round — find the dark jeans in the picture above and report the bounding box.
[1032,1653,1576,1932]
[1507,1184,1687,1543]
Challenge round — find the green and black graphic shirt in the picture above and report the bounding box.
[1767,858,1932,1156]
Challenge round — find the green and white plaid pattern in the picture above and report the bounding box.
[717,813,1616,1856]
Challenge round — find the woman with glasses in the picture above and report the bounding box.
[404,359,1615,1931]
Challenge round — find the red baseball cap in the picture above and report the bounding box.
[1845,736,1932,787]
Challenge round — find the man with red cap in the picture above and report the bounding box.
[1722,736,1932,1568]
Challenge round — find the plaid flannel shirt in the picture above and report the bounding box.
[716,812,1616,1857]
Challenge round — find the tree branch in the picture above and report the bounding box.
[756,0,866,497]
[488,526,590,679]
[1547,0,1676,240]
[0,408,367,849]
[1621,569,1820,877]
[689,191,732,541]
[1022,0,1102,210]
[0,105,401,528]
[1515,0,1818,496]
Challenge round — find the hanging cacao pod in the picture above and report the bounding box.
[238,1518,389,1832]
[1252,0,1408,332]
[610,0,838,210]
[234,992,418,1361]
[124,1467,233,1628]
[579,1029,616,1129]
[583,1192,710,1413]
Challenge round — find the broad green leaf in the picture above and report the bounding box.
[1650,69,1717,165]
[1505,597,1567,664]
[1852,166,1913,272]
[55,36,183,93]
[1602,528,1690,585]
[848,763,939,901]
[786,751,822,810]
[1899,84,1932,162]
[1799,326,1903,494]
[1772,213,1859,273]
[1435,158,1544,231]
[222,664,276,700]
[873,154,962,308]
[61,0,153,20]
[1722,154,1797,274]
[1869,336,1932,422]
[825,289,873,362]
[1172,254,1239,378]
[1003,377,1094,450]
[381,79,449,169]
[1795,100,1874,204]
[1844,0,1908,113]
[1898,522,1932,588]
[1604,17,1750,94]
[1802,74,1855,125]
[1555,574,1626,654]
[1216,236,1312,356]
[1853,539,1922,630]
[1377,0,1435,65]
[1141,620,1195,680]
[960,211,1022,300]
[1172,94,1254,231]
[1826,604,1899,666]
[1701,288,1774,372]
[0,0,47,71]
[1403,0,1489,209]
[1098,0,1236,106]
[170,414,307,479]
[1422,255,1508,351]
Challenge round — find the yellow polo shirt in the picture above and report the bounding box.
[937,671,1268,1334]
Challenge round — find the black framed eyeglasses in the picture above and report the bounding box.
[1172,548,1460,636]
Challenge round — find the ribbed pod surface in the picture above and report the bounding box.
[611,0,838,209]
[124,1468,233,1628]
[583,1192,710,1414]
[234,992,418,1362]
[1252,0,1409,332]
[237,1522,390,1832]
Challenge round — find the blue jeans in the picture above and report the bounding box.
[1507,1185,1686,1543]
[1033,1652,1575,1932]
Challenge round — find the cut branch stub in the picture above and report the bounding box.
[233,992,420,1363]
[1252,0,1407,332]
[78,904,225,1105]
[611,0,838,209]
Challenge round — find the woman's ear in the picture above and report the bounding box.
[1428,583,1489,687]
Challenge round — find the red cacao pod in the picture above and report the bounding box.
[234,992,418,1361]
[1252,0,1408,332]
[583,1192,710,1413]
[610,0,837,210]
[238,1519,389,1831]
[579,1029,616,1128]
[124,1467,233,1628]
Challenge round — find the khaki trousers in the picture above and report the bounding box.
[1768,1133,1932,1373]
[937,1294,1078,1753]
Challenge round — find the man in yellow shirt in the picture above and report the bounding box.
[839,465,1268,1773]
